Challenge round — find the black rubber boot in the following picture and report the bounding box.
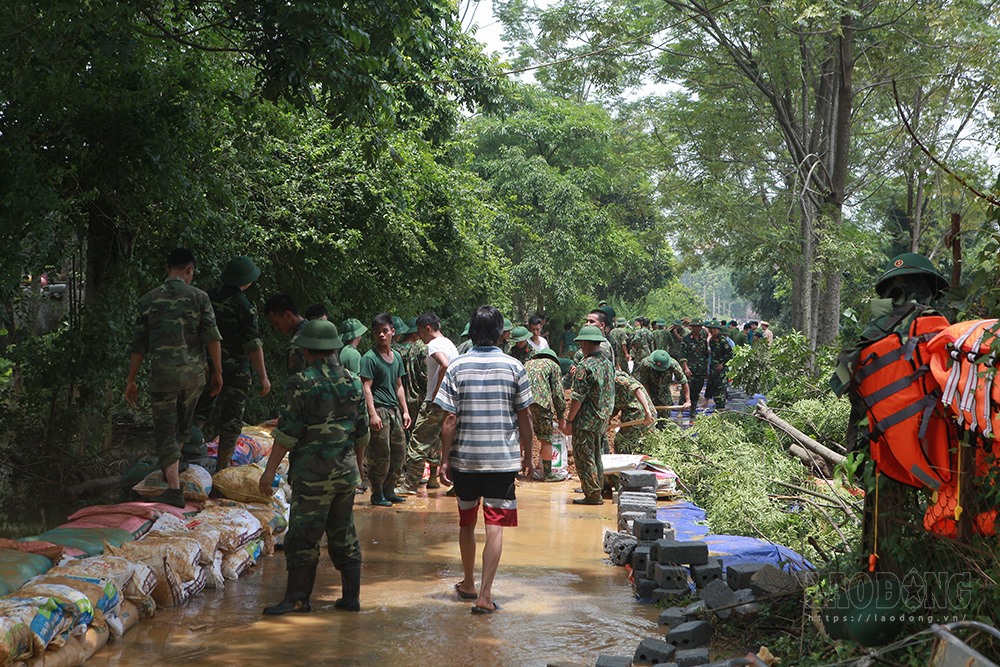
[263,566,316,615]
[334,563,361,612]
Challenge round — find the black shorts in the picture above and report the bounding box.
[452,470,518,527]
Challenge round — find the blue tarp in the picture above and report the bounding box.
[656,500,813,572]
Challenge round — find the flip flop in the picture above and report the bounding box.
[454,583,478,600]
[471,602,501,614]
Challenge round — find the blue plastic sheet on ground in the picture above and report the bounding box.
[656,500,813,572]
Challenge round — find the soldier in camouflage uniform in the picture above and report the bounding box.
[125,248,223,508]
[338,318,367,375]
[402,318,428,427]
[565,325,614,505]
[705,320,733,409]
[259,320,365,615]
[524,348,566,481]
[652,319,669,351]
[666,320,686,361]
[192,256,271,472]
[611,370,656,454]
[573,310,615,367]
[607,318,631,372]
[630,317,654,375]
[264,294,308,374]
[681,320,711,419]
[507,326,534,364]
[639,349,690,426]
[456,322,473,355]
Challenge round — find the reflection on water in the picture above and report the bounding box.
[93,482,658,666]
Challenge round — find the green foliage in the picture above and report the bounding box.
[780,396,851,450]
[729,333,838,407]
[642,281,706,321]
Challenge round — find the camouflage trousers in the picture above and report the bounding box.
[402,402,444,488]
[705,369,728,409]
[688,375,706,416]
[574,428,604,502]
[193,379,249,469]
[614,424,653,455]
[367,406,407,499]
[285,443,361,572]
[150,384,203,468]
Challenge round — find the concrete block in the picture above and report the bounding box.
[632,546,652,574]
[725,562,767,592]
[674,647,711,667]
[603,528,634,555]
[655,540,709,565]
[611,538,637,566]
[651,587,689,603]
[645,558,657,581]
[633,638,675,666]
[732,588,761,621]
[619,491,658,506]
[654,564,689,589]
[689,558,723,589]
[699,579,738,620]
[632,518,665,541]
[619,469,658,490]
[618,503,658,519]
[658,607,687,628]
[750,564,802,599]
[619,511,647,533]
[596,656,633,667]
[682,600,707,618]
[635,578,659,601]
[665,620,714,650]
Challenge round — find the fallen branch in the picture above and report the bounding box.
[754,403,846,466]
[68,476,120,498]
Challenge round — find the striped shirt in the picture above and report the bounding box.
[434,346,534,472]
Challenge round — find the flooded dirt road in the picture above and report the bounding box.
[93,481,657,666]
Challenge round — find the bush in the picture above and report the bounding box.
[729,332,838,407]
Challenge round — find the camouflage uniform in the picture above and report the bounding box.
[287,319,308,375]
[403,339,428,425]
[273,357,364,575]
[652,327,669,352]
[681,329,710,415]
[607,327,630,371]
[525,356,567,440]
[630,327,654,372]
[706,332,733,408]
[130,277,221,468]
[573,341,614,367]
[193,285,262,469]
[508,343,533,365]
[456,339,473,355]
[638,354,687,424]
[570,353,615,502]
[666,328,685,361]
[612,371,654,454]
[359,349,408,501]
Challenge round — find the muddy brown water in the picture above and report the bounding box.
[92,481,657,666]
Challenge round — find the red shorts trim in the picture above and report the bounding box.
[453,470,518,527]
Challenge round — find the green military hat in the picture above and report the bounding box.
[391,315,406,332]
[648,349,675,371]
[182,426,207,458]
[533,348,559,363]
[875,252,949,297]
[503,318,514,332]
[510,326,532,343]
[689,319,705,327]
[403,317,418,335]
[706,319,722,329]
[220,256,261,287]
[671,319,683,327]
[597,300,609,307]
[575,325,608,343]
[339,317,367,341]
[292,319,343,350]
[598,305,616,323]
[614,317,627,327]
[656,319,667,326]
[460,322,470,339]
[558,357,574,375]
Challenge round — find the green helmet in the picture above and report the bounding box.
[648,349,674,371]
[597,305,616,324]
[875,253,949,297]
[690,319,705,327]
[503,318,514,332]
[220,256,261,287]
[597,300,609,307]
[510,326,532,343]
[460,322,470,339]
[575,325,608,343]
[391,315,406,333]
[292,319,343,351]
[671,319,683,328]
[656,319,667,326]
[532,348,559,363]
[339,317,367,341]
[706,319,722,330]
[614,317,627,327]
[403,317,418,335]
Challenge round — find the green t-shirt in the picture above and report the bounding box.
[359,348,406,408]
[339,344,362,375]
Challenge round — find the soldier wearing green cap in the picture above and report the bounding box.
[398,317,425,438]
[192,255,271,472]
[564,325,614,505]
[573,310,615,367]
[339,318,367,375]
[607,318,630,372]
[639,349,690,425]
[524,347,567,481]
[630,317,654,374]
[665,320,685,361]
[456,322,474,355]
[611,370,656,454]
[507,325,534,364]
[258,319,366,615]
[705,320,733,409]
[681,320,710,418]
[651,319,668,352]
[125,248,223,508]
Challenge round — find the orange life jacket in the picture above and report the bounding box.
[851,314,953,490]
[927,319,1000,440]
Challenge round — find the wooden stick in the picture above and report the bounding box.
[754,403,846,466]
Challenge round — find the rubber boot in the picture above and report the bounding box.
[334,563,361,612]
[263,566,316,615]
[426,464,441,489]
[216,437,236,472]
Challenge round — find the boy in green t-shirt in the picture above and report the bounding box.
[359,313,411,506]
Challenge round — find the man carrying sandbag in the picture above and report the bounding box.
[258,319,366,614]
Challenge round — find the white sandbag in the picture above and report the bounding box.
[107,536,202,584]
[202,551,224,590]
[54,554,156,603]
[132,465,212,501]
[190,506,261,553]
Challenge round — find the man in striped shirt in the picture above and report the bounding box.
[435,305,534,614]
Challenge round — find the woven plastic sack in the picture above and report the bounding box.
[132,465,212,501]
[202,551,224,590]
[221,538,262,580]
[211,464,272,504]
[107,536,202,584]
[0,549,53,597]
[0,596,67,660]
[52,555,156,604]
[189,507,261,553]
[16,582,94,637]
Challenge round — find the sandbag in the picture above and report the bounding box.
[0,596,67,662]
[52,556,155,605]
[220,539,262,580]
[132,465,212,502]
[118,599,140,635]
[0,549,53,597]
[22,528,135,558]
[189,507,261,553]
[15,582,94,637]
[144,514,219,566]
[208,432,272,467]
[78,624,108,659]
[211,464,272,504]
[202,552,224,590]
[106,537,202,586]
[27,633,88,667]
[0,540,64,564]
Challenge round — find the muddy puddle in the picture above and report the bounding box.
[93,481,657,666]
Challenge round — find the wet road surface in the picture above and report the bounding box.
[93,480,657,666]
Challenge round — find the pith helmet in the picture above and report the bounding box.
[649,349,674,371]
[292,319,343,351]
[706,320,722,330]
[575,325,608,343]
[598,305,616,323]
[339,318,367,341]
[510,326,532,343]
[460,322,470,339]
[503,318,514,332]
[403,317,418,335]
[690,319,705,327]
[391,315,406,333]
[532,348,559,363]
[875,253,949,297]
[220,256,261,287]
[656,319,667,326]
[615,317,627,327]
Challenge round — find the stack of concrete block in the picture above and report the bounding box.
[616,491,658,532]
[632,539,709,603]
[618,469,657,495]
[628,613,714,665]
